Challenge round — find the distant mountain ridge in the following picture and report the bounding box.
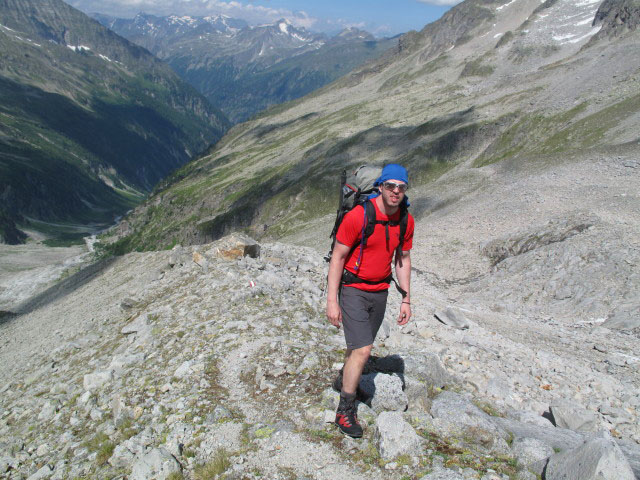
[0,0,230,242]
[94,13,395,123]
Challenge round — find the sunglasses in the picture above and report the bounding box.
[382,181,408,193]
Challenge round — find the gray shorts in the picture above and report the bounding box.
[339,286,388,350]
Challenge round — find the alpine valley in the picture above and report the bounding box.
[0,0,230,243]
[93,13,397,123]
[1,0,640,479]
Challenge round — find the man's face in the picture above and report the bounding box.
[379,178,407,208]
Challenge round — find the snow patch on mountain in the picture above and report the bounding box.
[67,44,91,52]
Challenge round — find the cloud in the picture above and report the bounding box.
[70,0,319,29]
[415,0,463,5]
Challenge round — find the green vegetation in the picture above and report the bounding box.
[84,432,115,466]
[194,448,231,479]
[495,31,514,48]
[419,431,519,477]
[474,95,638,168]
[460,58,495,78]
[0,1,229,239]
[379,54,449,92]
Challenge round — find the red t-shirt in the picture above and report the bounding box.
[336,199,414,292]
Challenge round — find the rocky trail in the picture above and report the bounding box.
[0,231,638,480]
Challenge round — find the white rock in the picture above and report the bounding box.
[38,401,57,421]
[374,411,422,460]
[36,444,49,457]
[83,370,112,391]
[545,437,635,480]
[27,464,53,480]
[130,448,181,480]
[173,361,192,379]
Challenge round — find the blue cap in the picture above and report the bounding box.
[375,164,409,186]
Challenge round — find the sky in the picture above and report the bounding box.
[69,0,461,37]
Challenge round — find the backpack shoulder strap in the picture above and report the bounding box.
[395,204,409,259]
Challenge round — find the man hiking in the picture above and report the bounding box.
[326,163,414,438]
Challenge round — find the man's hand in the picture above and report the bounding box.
[326,299,342,328]
[397,301,411,326]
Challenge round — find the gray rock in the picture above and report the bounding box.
[110,353,145,371]
[510,437,554,467]
[434,306,470,329]
[38,401,57,421]
[109,444,136,469]
[173,361,192,379]
[130,448,181,480]
[493,416,584,451]
[515,471,537,480]
[168,246,184,268]
[430,392,510,448]
[121,315,152,342]
[83,370,113,391]
[374,411,422,460]
[27,464,54,480]
[360,372,408,412]
[372,353,453,388]
[602,304,640,330]
[296,352,320,373]
[207,405,233,423]
[419,466,466,479]
[550,399,600,432]
[510,410,554,428]
[545,437,635,480]
[617,439,640,479]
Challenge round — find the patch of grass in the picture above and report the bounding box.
[117,417,139,441]
[419,430,518,476]
[460,58,495,78]
[194,448,231,480]
[473,400,504,417]
[85,432,115,466]
[254,426,276,439]
[167,473,184,480]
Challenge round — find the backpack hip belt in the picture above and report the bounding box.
[341,269,408,298]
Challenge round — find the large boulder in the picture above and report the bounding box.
[374,411,422,460]
[545,437,635,480]
[430,391,510,452]
[130,448,181,480]
[359,373,408,412]
[510,437,554,469]
[549,399,600,432]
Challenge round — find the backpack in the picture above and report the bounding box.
[325,165,409,297]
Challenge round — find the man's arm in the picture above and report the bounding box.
[326,241,351,327]
[395,250,411,325]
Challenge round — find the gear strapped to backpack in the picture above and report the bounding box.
[325,165,408,298]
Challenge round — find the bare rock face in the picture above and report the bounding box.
[602,304,640,331]
[549,399,601,433]
[545,436,635,480]
[593,0,640,39]
[374,411,422,460]
[359,373,408,412]
[430,391,511,452]
[130,448,181,480]
[481,215,594,267]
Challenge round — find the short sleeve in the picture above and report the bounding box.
[335,205,365,248]
[403,214,415,251]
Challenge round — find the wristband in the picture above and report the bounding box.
[402,301,411,305]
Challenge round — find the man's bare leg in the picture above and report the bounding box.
[341,344,372,395]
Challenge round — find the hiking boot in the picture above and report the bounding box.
[332,371,371,404]
[335,394,363,438]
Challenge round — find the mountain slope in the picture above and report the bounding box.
[105,0,639,323]
[0,0,230,242]
[96,14,395,123]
